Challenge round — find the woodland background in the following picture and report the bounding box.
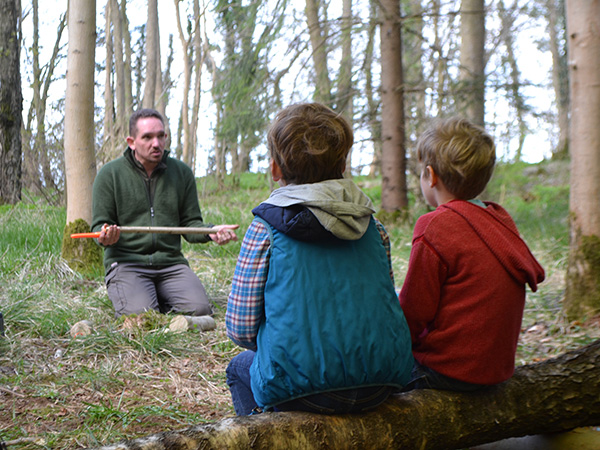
[0,0,600,448]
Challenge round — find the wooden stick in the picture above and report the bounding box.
[70,226,215,239]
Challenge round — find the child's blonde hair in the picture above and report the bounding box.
[417,117,496,200]
[267,103,352,184]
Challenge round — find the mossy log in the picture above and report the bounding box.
[91,339,600,450]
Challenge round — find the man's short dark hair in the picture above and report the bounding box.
[129,109,165,137]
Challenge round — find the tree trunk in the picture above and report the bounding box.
[111,0,126,143]
[498,0,527,162]
[458,0,486,126]
[305,0,332,105]
[142,0,158,109]
[63,0,96,226]
[174,0,193,167]
[338,0,353,175]
[365,0,381,177]
[564,0,600,320]
[379,0,408,213]
[121,0,133,117]
[0,0,23,205]
[548,0,569,160]
[22,0,41,193]
[90,340,600,450]
[103,0,116,162]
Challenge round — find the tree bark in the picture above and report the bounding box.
[111,0,126,142]
[498,0,527,162]
[63,0,96,225]
[142,0,159,109]
[305,0,332,105]
[338,0,353,175]
[379,0,408,213]
[89,340,600,450]
[564,0,600,320]
[458,0,486,126]
[365,0,381,178]
[548,0,569,160]
[0,0,23,205]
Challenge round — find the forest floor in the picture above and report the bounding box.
[1,162,600,449]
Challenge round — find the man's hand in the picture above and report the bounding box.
[98,224,121,246]
[209,224,239,245]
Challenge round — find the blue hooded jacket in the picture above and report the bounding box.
[248,180,414,409]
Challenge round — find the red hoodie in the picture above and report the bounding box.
[399,200,545,385]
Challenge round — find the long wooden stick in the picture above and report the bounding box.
[71,226,215,239]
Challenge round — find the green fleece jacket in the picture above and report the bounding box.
[91,148,212,272]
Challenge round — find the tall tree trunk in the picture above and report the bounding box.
[458,0,486,126]
[103,0,116,162]
[499,0,527,162]
[111,0,126,142]
[0,0,23,205]
[338,0,353,175]
[63,0,96,226]
[25,8,65,193]
[174,0,193,166]
[189,0,204,173]
[89,340,600,450]
[22,0,41,193]
[121,0,133,116]
[142,0,159,109]
[379,0,408,213]
[305,0,332,105]
[564,0,600,320]
[366,0,381,178]
[548,0,569,160]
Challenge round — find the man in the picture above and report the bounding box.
[92,108,238,318]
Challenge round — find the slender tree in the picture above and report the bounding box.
[458,0,486,125]
[305,0,332,105]
[0,0,22,205]
[547,0,569,159]
[338,0,353,174]
[142,0,159,109]
[174,0,203,168]
[379,0,408,213]
[23,0,65,194]
[564,0,600,320]
[498,0,528,161]
[63,0,96,229]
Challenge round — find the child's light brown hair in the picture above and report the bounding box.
[267,103,352,184]
[417,117,496,200]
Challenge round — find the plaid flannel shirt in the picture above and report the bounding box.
[225,218,395,350]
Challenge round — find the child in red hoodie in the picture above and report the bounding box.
[399,117,545,392]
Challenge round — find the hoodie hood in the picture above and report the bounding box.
[255,179,375,240]
[441,200,545,291]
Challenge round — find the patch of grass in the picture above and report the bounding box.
[0,162,597,449]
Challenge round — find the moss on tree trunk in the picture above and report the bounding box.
[565,231,600,320]
[62,219,103,276]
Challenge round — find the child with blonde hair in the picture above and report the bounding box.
[400,117,545,391]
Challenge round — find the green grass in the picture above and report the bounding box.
[0,160,597,449]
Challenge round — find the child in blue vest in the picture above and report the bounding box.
[225,102,413,415]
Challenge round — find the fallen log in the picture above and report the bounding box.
[90,339,600,450]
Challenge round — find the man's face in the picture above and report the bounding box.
[127,117,167,169]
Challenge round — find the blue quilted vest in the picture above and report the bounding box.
[250,217,414,409]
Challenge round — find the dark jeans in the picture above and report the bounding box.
[401,360,488,393]
[226,350,394,416]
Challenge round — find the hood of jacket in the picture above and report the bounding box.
[253,179,375,241]
[441,200,545,292]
